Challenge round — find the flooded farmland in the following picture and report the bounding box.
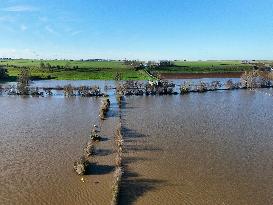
[0,96,118,205]
[121,90,273,205]
[1,80,273,205]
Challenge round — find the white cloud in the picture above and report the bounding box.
[2,5,39,12]
[20,24,27,31]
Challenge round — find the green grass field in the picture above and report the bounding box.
[0,59,255,80]
[150,60,253,73]
[0,59,151,80]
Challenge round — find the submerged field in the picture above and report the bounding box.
[0,59,150,80]
[1,79,273,205]
[121,90,273,205]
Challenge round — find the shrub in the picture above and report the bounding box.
[0,65,8,80]
[17,68,30,95]
[63,84,74,96]
[73,156,90,175]
[180,81,191,94]
[99,98,110,120]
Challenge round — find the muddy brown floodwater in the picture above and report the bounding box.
[120,89,273,205]
[1,86,273,205]
[0,96,118,205]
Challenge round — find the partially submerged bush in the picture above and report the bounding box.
[17,68,30,95]
[43,88,53,96]
[111,123,124,205]
[111,167,123,205]
[90,125,102,141]
[116,94,123,108]
[78,85,102,97]
[240,70,271,89]
[90,131,102,141]
[30,87,43,96]
[0,65,8,80]
[99,98,110,120]
[209,81,222,90]
[63,84,74,96]
[225,79,236,90]
[73,156,90,175]
[84,141,95,157]
[180,81,191,94]
[195,81,208,92]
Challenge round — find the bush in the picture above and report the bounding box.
[180,81,191,94]
[17,68,30,95]
[73,156,90,175]
[99,98,110,120]
[0,65,8,80]
[63,84,74,96]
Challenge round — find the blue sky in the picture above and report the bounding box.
[0,0,273,60]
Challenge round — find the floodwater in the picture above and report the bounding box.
[0,96,119,205]
[121,89,273,205]
[1,79,273,205]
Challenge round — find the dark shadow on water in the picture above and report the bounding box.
[124,145,162,152]
[119,164,166,205]
[106,108,120,118]
[86,163,114,175]
[122,127,147,139]
[118,127,165,204]
[96,137,109,142]
[122,127,162,152]
[95,148,113,156]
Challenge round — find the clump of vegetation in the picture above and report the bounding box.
[99,98,111,120]
[30,87,43,96]
[145,80,175,95]
[116,94,123,108]
[90,126,102,141]
[111,167,123,205]
[209,81,222,90]
[180,81,191,94]
[73,156,90,175]
[195,81,208,93]
[225,79,238,90]
[84,141,95,157]
[63,84,74,96]
[17,68,30,95]
[78,85,103,97]
[0,65,8,80]
[240,70,272,89]
[111,123,124,205]
[43,88,53,96]
[114,72,122,80]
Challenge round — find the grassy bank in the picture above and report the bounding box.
[150,60,253,73]
[0,59,151,80]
